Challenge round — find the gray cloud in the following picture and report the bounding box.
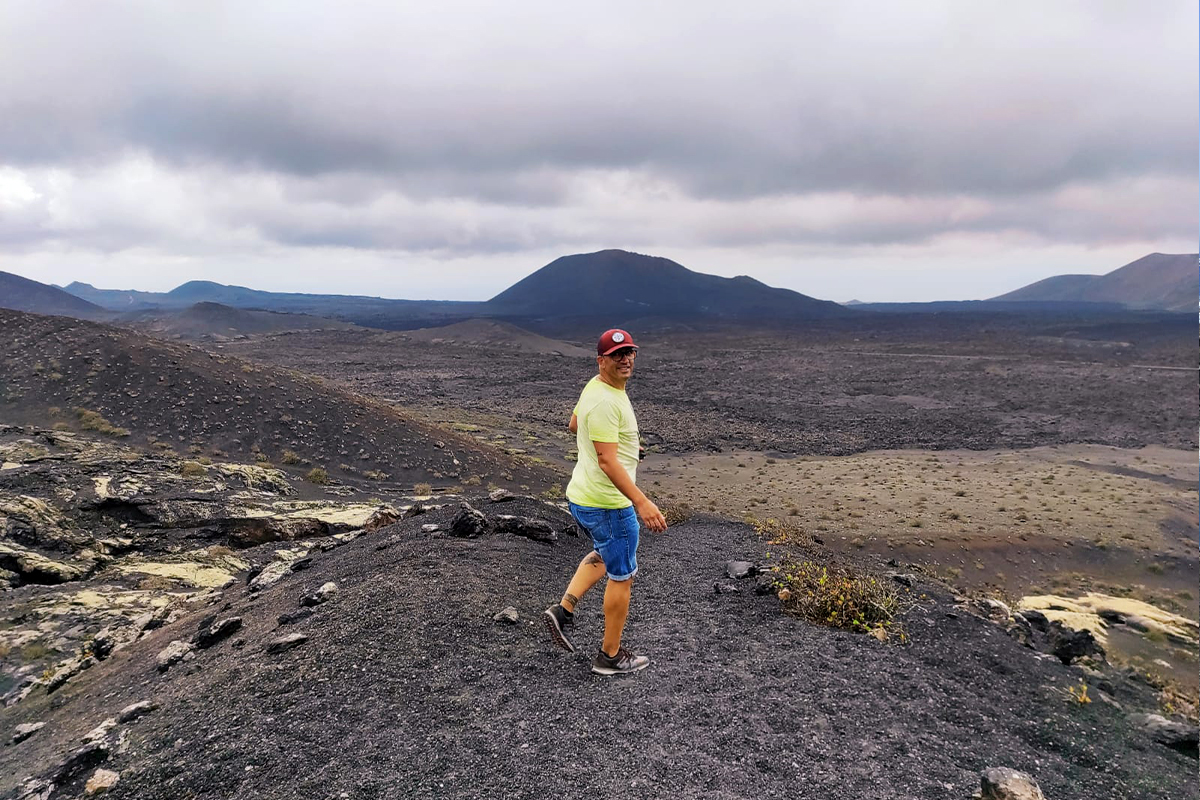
[0,0,1195,299]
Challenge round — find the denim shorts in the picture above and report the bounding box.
[568,502,639,581]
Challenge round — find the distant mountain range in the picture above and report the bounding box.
[990,253,1196,312]
[118,302,361,340]
[0,272,107,319]
[62,279,482,328]
[1,249,1193,328]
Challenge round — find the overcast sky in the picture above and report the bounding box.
[1,1,1196,302]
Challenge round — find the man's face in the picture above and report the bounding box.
[598,347,637,382]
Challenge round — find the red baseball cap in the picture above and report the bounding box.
[597,328,639,356]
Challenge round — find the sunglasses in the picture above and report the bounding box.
[606,348,637,360]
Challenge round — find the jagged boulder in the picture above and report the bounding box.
[248,550,310,592]
[725,560,757,579]
[449,503,488,538]
[363,505,402,531]
[156,640,196,672]
[118,700,158,723]
[266,633,308,654]
[0,542,86,584]
[1047,621,1104,665]
[493,515,557,544]
[300,581,338,607]
[13,722,44,744]
[195,616,243,648]
[85,768,120,795]
[1128,713,1199,758]
[979,767,1046,799]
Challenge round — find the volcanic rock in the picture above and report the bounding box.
[84,769,120,794]
[118,701,159,723]
[300,581,338,607]
[266,633,308,654]
[449,503,488,538]
[492,607,519,624]
[980,767,1045,799]
[493,514,557,544]
[13,722,44,744]
[1128,713,1199,758]
[195,616,243,648]
[156,640,196,672]
[725,560,757,579]
[1048,621,1104,665]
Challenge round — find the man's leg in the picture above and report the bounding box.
[601,577,632,657]
[561,551,606,612]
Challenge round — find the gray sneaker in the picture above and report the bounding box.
[543,604,575,652]
[591,646,649,676]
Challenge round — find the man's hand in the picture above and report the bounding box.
[636,498,667,533]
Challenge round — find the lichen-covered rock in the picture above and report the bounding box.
[13,722,45,744]
[45,655,95,693]
[266,633,308,654]
[0,542,86,584]
[85,768,120,795]
[300,581,338,607]
[156,640,196,672]
[980,767,1046,800]
[118,700,159,723]
[248,550,309,592]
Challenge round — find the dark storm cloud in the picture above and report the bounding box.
[2,2,1194,198]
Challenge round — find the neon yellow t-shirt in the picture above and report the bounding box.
[565,376,639,509]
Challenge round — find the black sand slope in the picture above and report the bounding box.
[0,308,557,491]
[3,504,1193,800]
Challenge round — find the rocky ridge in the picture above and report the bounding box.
[1,445,1195,798]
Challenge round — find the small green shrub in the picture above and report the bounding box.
[661,503,691,526]
[773,558,909,639]
[305,468,329,485]
[280,450,302,465]
[539,483,564,500]
[413,482,433,496]
[74,408,129,437]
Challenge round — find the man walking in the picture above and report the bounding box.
[544,328,668,675]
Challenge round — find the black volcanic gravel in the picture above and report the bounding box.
[4,502,1194,800]
[218,317,1198,458]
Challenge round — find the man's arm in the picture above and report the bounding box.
[568,413,578,434]
[593,440,667,532]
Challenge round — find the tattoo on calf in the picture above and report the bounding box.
[564,592,579,608]
[584,551,604,566]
